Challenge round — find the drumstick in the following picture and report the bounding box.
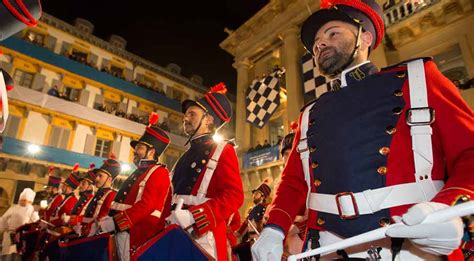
[175,198,184,211]
[288,201,474,261]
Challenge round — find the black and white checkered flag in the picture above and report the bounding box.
[302,52,330,103]
[246,71,282,129]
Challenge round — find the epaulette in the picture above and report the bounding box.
[381,57,432,72]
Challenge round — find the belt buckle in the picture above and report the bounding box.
[296,138,308,153]
[405,107,435,126]
[335,192,359,220]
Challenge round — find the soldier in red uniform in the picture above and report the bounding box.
[42,173,63,222]
[79,159,120,237]
[63,163,96,227]
[49,167,80,227]
[252,0,474,260]
[98,113,171,261]
[169,83,243,260]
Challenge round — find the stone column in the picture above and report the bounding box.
[281,26,305,123]
[233,58,252,153]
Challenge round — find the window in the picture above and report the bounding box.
[4,115,21,138]
[25,31,45,46]
[95,138,112,157]
[13,69,34,88]
[48,126,70,149]
[70,49,88,63]
[109,65,124,78]
[62,86,81,101]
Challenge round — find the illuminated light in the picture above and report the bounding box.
[213,133,224,143]
[121,164,131,172]
[40,200,47,209]
[27,144,40,154]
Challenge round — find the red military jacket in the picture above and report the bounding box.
[267,60,474,237]
[78,187,116,235]
[43,194,63,222]
[50,193,77,226]
[110,161,171,252]
[68,191,94,225]
[172,135,244,260]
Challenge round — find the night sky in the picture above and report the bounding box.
[41,0,269,94]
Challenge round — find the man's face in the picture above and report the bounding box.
[79,179,91,192]
[312,21,358,76]
[61,183,72,194]
[19,199,29,207]
[46,186,53,195]
[252,191,264,204]
[183,105,207,135]
[95,170,111,188]
[133,143,151,166]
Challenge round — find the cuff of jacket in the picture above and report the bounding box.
[431,187,474,206]
[189,203,216,237]
[113,211,132,232]
[266,207,293,235]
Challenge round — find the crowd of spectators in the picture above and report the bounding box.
[247,137,283,153]
[46,86,79,102]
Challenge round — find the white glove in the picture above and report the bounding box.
[386,202,464,256]
[168,209,195,229]
[98,216,116,233]
[88,223,99,237]
[61,214,71,224]
[167,198,195,229]
[251,227,285,261]
[73,224,82,236]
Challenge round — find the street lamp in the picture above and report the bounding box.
[27,144,40,154]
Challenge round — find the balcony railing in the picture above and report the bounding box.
[8,86,188,147]
[384,0,439,26]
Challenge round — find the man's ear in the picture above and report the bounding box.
[360,31,373,50]
[205,114,214,126]
[148,147,156,159]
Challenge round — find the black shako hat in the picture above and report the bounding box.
[130,113,170,158]
[97,158,121,179]
[301,0,385,55]
[181,82,232,129]
[64,163,80,189]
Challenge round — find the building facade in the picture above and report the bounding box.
[221,0,474,215]
[0,13,213,214]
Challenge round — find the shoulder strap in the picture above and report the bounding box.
[136,165,161,203]
[407,59,438,200]
[92,189,114,218]
[296,103,315,209]
[196,141,228,199]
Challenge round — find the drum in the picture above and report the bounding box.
[133,225,213,261]
[232,240,253,261]
[15,222,41,261]
[58,233,115,261]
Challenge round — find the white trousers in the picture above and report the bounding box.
[195,232,217,259]
[115,231,130,261]
[317,231,441,260]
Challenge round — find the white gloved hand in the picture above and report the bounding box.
[73,224,82,236]
[251,227,285,261]
[98,216,116,233]
[168,209,195,229]
[88,222,99,237]
[61,214,71,224]
[386,202,464,256]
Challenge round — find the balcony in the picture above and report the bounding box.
[8,85,188,147]
[0,36,181,112]
[384,0,440,26]
[1,136,110,169]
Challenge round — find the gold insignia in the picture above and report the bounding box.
[349,67,366,81]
